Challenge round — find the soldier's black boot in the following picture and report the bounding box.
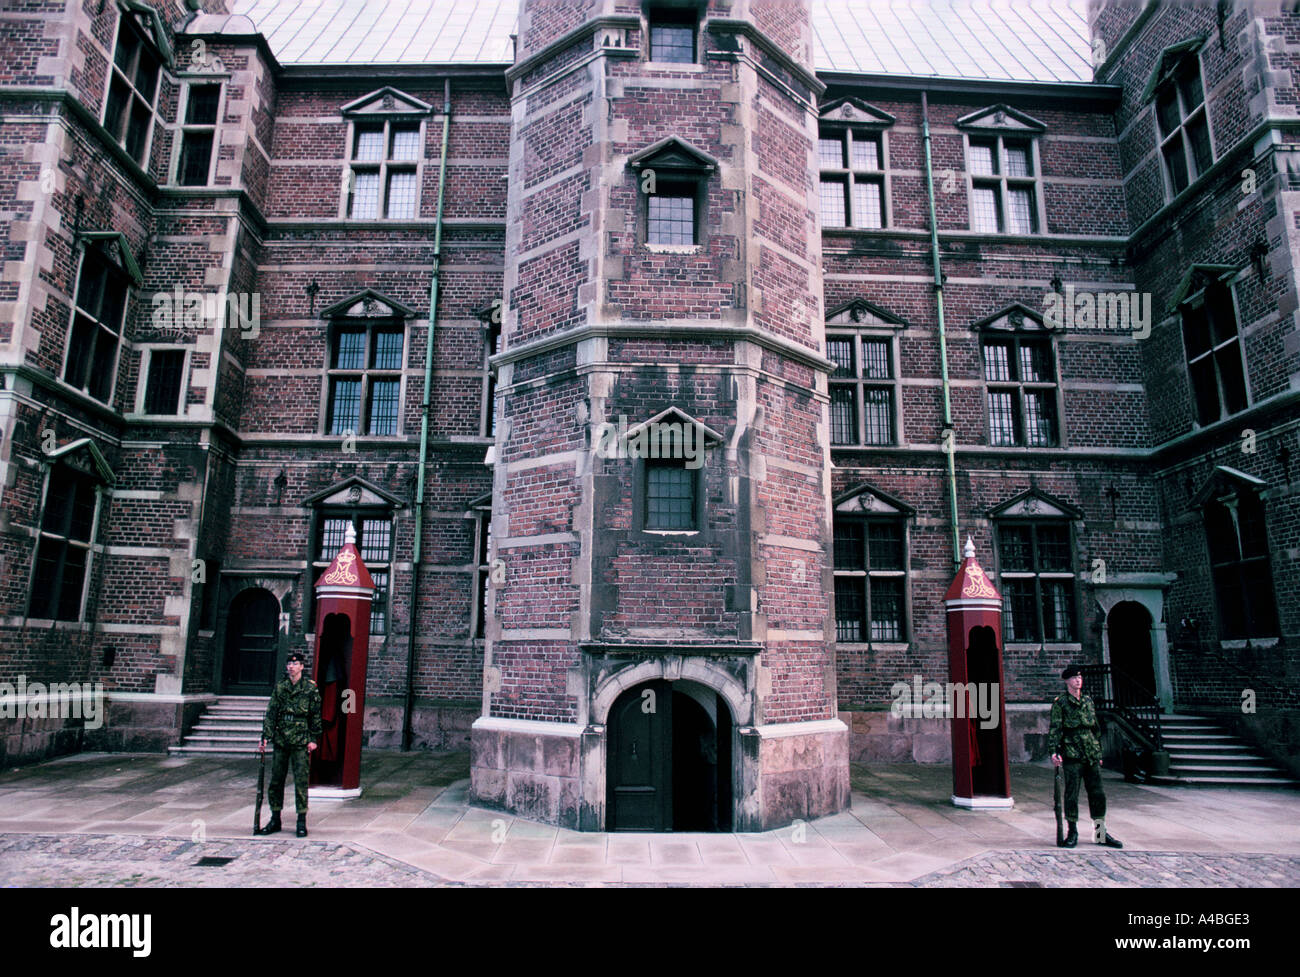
[1063,822,1078,848]
[296,814,308,838]
[259,812,282,835]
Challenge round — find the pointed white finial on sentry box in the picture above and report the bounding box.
[345,522,357,546]
[964,536,976,560]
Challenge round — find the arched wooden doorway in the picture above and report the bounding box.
[606,679,733,832]
[1107,600,1156,697]
[222,588,281,693]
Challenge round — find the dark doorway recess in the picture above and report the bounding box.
[222,588,280,693]
[967,625,1008,797]
[606,680,732,832]
[1108,601,1156,697]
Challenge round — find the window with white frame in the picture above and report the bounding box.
[968,136,1039,234]
[103,9,162,166]
[29,465,100,621]
[1204,488,1277,640]
[819,127,886,229]
[1154,54,1212,197]
[1180,278,1247,425]
[177,82,221,186]
[997,520,1075,643]
[65,244,130,404]
[140,347,186,415]
[348,121,422,219]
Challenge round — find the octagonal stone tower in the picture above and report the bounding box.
[471,0,848,831]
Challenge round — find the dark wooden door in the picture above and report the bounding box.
[223,589,280,693]
[607,680,672,831]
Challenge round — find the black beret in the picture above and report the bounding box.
[1061,664,1082,680]
[287,652,307,663]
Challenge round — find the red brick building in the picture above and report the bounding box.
[0,0,1295,829]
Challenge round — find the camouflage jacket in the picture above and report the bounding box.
[262,676,323,748]
[1047,692,1103,763]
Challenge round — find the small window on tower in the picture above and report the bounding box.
[645,459,697,530]
[647,180,697,244]
[648,7,698,63]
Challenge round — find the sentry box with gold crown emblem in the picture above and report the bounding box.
[944,537,1013,809]
[308,522,374,798]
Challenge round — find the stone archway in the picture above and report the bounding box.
[1094,574,1176,711]
[584,654,751,832]
[604,677,733,832]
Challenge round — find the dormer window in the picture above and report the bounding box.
[648,6,697,63]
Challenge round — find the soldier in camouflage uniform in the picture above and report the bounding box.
[258,652,322,838]
[1049,664,1123,849]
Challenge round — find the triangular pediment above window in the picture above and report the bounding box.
[628,137,718,174]
[956,104,1046,134]
[971,303,1047,332]
[1188,466,1268,510]
[833,483,913,516]
[990,489,1082,519]
[304,475,406,509]
[79,231,143,286]
[1169,263,1240,310]
[825,298,906,328]
[340,87,434,118]
[320,288,416,320]
[819,97,894,128]
[623,407,725,446]
[119,0,174,66]
[1140,36,1207,103]
[44,437,116,485]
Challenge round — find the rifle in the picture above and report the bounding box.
[253,743,266,836]
[1054,763,1065,847]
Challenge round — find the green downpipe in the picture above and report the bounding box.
[402,78,452,751]
[921,92,962,571]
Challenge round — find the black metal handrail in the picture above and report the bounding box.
[1079,663,1163,751]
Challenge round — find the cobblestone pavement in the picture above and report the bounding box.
[911,850,1300,887]
[0,833,444,888]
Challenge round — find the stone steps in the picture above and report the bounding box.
[170,695,269,757]
[1159,712,1298,788]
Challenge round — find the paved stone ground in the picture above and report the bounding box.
[1,751,1296,886]
[911,850,1300,887]
[4,831,1298,888]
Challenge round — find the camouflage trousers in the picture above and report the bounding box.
[1062,759,1106,822]
[269,746,310,813]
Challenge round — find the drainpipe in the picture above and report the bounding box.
[921,92,962,571]
[402,78,452,750]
